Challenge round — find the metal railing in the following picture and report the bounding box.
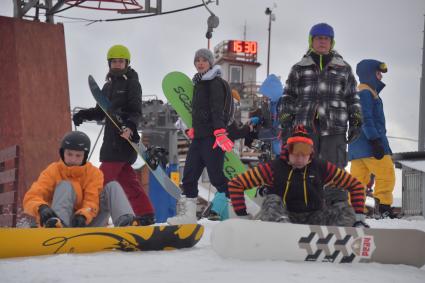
[402,167,424,216]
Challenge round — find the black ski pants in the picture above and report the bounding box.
[182,136,228,198]
[310,127,349,205]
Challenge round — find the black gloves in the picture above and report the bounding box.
[114,111,140,143]
[279,112,293,128]
[256,186,270,197]
[370,139,385,160]
[38,205,58,226]
[349,111,362,128]
[71,214,87,227]
[347,126,361,143]
[72,111,86,127]
[122,120,140,143]
[347,111,362,143]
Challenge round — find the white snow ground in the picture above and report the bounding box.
[1,218,425,283]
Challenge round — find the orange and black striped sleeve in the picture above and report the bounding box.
[228,163,274,215]
[323,161,365,214]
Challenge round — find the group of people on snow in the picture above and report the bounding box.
[23,22,396,229]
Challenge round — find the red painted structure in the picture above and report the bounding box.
[0,16,71,225]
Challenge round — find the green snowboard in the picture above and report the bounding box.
[162,71,256,199]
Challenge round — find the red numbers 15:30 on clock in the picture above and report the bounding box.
[228,40,257,55]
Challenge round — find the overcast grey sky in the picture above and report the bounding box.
[1,0,424,157]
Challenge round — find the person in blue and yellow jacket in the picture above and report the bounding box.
[348,59,396,218]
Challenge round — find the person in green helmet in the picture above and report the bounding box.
[72,45,155,225]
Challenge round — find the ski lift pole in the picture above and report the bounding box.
[88,124,105,161]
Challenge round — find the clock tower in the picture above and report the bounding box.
[213,40,262,115]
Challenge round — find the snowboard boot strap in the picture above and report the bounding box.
[207,211,221,221]
[373,197,381,219]
[116,214,155,227]
[201,202,213,219]
[135,214,155,226]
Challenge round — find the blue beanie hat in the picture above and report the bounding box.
[310,23,334,38]
[309,23,335,49]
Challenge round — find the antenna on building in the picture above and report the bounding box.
[243,20,247,41]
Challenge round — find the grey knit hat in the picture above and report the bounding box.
[194,48,214,66]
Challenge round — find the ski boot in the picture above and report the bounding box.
[379,204,399,219]
[207,192,229,221]
[365,196,378,218]
[167,196,197,225]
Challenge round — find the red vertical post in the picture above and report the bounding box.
[0,16,72,223]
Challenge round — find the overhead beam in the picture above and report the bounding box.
[16,0,40,18]
[46,0,66,16]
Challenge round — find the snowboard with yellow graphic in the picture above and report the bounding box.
[0,224,204,258]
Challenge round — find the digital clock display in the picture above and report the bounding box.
[228,40,258,55]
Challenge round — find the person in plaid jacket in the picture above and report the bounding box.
[278,23,363,208]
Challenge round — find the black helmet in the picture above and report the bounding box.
[59,131,91,165]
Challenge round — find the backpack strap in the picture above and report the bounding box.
[221,79,235,126]
[207,77,235,127]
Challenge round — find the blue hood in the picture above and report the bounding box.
[356,59,386,94]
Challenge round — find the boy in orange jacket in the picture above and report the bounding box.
[23,131,143,227]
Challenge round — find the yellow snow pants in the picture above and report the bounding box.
[350,155,395,205]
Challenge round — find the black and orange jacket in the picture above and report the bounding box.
[228,150,365,215]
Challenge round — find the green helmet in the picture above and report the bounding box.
[107,45,131,61]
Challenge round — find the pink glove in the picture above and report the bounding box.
[185,128,194,140]
[213,128,234,152]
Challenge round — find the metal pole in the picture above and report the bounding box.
[265,7,273,77]
[88,125,105,161]
[45,0,54,23]
[418,15,425,151]
[420,14,425,219]
[267,13,271,76]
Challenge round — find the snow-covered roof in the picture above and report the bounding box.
[398,160,425,172]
